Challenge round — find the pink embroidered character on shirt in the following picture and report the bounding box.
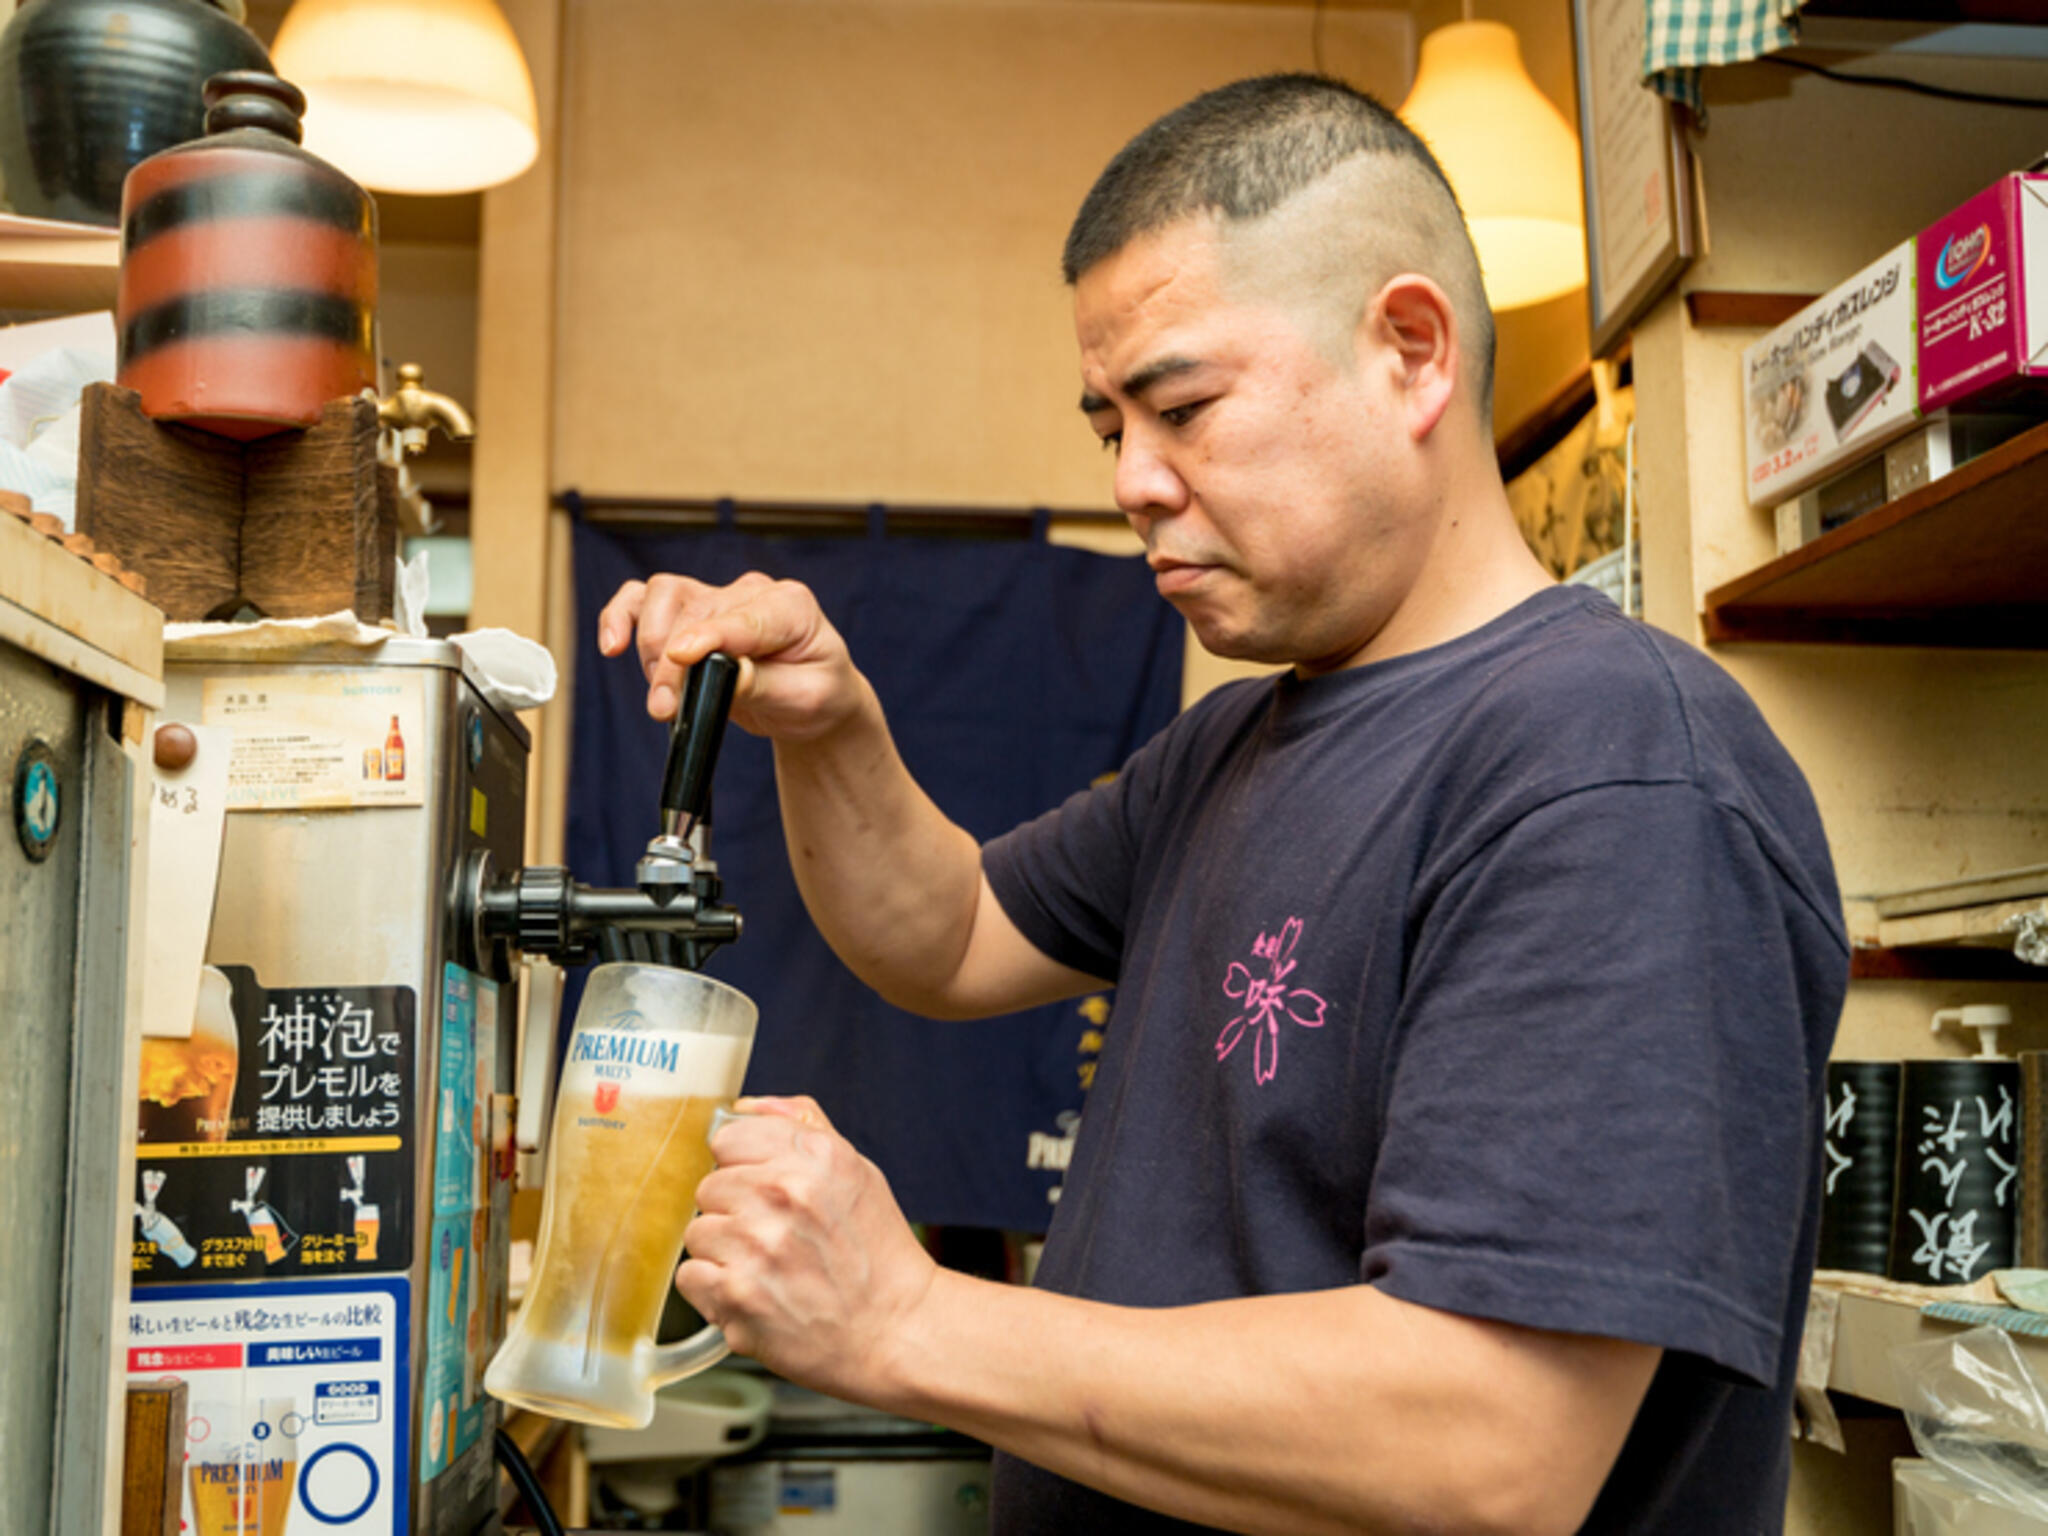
[1218,916,1328,1085]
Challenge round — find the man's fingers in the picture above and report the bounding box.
[635,578,705,719]
[658,582,815,678]
[706,1101,835,1171]
[602,572,840,730]
[732,1094,834,1133]
[596,581,646,657]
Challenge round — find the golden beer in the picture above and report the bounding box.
[353,1205,381,1262]
[189,1455,294,1536]
[486,963,757,1429]
[521,1083,725,1351]
[139,967,239,1144]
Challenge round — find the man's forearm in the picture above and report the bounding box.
[771,676,987,1016]
[863,1273,1656,1536]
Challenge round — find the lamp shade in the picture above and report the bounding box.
[270,0,538,194]
[1398,20,1586,311]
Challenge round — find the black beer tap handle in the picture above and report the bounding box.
[660,652,740,838]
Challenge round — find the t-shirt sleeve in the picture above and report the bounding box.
[1362,780,1843,1388]
[982,730,1171,982]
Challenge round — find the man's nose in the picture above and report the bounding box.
[1113,429,1189,520]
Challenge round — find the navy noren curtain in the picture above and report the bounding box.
[566,508,1181,1232]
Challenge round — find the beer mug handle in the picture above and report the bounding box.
[648,1320,732,1388]
[648,1104,744,1389]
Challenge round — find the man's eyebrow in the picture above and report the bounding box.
[1077,355,1203,415]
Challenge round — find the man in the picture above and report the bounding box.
[600,75,1846,1535]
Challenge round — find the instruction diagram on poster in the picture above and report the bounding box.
[135,967,415,1284]
[128,1278,410,1535]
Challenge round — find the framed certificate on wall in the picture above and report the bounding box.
[1571,0,1697,357]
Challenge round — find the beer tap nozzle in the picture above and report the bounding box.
[459,653,746,974]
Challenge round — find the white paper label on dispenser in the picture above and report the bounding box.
[202,672,428,811]
[141,723,230,1039]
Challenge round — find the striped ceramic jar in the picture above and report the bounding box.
[116,70,376,441]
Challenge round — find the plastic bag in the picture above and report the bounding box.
[1893,1325,2048,1519]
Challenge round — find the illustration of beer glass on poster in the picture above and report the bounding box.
[134,966,417,1283]
[202,672,427,812]
[189,1398,297,1536]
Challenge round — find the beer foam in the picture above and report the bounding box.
[561,1028,749,1096]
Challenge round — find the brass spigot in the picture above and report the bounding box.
[377,362,476,456]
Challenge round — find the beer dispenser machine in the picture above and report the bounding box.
[132,638,740,1536]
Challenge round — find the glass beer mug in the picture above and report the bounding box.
[485,962,756,1428]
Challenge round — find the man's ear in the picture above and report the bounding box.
[1366,275,1460,441]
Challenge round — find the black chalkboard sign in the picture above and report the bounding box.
[133,965,416,1284]
[1818,1061,1901,1275]
[1887,1058,2021,1286]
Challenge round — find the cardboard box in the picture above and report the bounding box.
[1771,412,2034,555]
[1919,173,2048,414]
[1743,240,1920,509]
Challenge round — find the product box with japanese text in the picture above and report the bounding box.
[1743,240,1920,509]
[1919,172,2048,415]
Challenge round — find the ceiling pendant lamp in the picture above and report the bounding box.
[270,0,539,195]
[1398,15,1587,311]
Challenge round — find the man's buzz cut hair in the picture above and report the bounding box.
[1062,72,1495,408]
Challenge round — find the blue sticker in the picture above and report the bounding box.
[15,742,59,862]
[466,712,485,769]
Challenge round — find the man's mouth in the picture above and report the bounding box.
[1149,557,1212,596]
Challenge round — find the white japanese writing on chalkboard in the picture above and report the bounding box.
[1823,1079,1859,1192]
[254,994,404,1135]
[1904,1082,2017,1284]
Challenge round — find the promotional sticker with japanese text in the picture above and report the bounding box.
[135,968,416,1283]
[203,671,428,812]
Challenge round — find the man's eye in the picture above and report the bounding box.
[1099,432,1123,454]
[1160,401,1206,428]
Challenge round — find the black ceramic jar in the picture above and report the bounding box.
[0,0,270,226]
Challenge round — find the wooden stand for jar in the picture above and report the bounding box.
[74,383,398,623]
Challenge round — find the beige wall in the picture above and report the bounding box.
[544,0,1584,503]
[551,0,1412,507]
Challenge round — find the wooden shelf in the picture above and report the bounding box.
[1818,1282,2048,1412]
[1684,290,1816,329]
[1840,868,2048,967]
[0,214,119,313]
[1702,418,2048,646]
[1873,895,2048,956]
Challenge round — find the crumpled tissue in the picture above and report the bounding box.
[450,628,557,711]
[0,312,117,529]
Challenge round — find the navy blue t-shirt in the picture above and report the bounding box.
[981,586,1848,1534]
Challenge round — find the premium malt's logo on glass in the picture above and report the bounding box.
[570,1024,683,1075]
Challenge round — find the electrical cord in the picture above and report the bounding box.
[1762,53,2048,110]
[495,1428,568,1536]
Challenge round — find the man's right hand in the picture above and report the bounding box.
[597,572,866,741]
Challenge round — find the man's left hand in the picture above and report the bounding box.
[678,1095,938,1404]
